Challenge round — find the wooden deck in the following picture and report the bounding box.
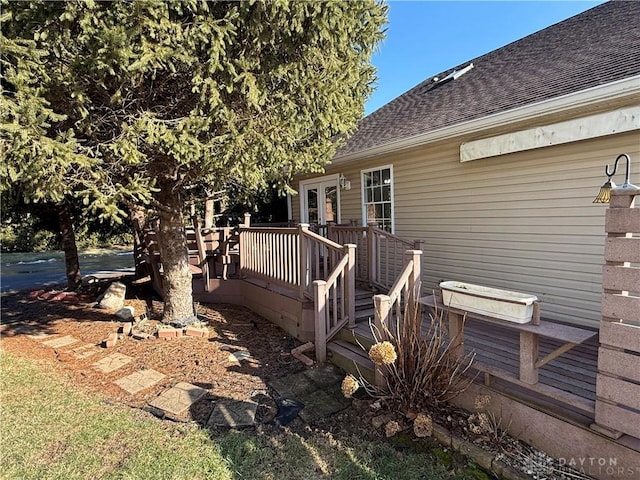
[346,312,599,424]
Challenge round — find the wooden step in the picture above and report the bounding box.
[327,340,375,385]
[333,324,376,351]
[355,307,375,322]
[355,296,373,309]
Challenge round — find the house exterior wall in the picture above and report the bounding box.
[292,130,638,328]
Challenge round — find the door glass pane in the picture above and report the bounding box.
[324,185,337,223]
[307,188,318,224]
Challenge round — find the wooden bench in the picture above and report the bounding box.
[420,294,597,387]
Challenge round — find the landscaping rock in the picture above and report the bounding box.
[372,413,395,429]
[170,315,199,329]
[115,306,135,321]
[96,282,126,310]
[227,350,251,364]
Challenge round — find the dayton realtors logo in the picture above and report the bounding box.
[558,457,640,477]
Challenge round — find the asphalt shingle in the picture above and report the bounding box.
[336,2,640,159]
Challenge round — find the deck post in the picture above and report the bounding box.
[314,280,328,362]
[345,243,357,328]
[299,224,310,299]
[373,294,391,388]
[519,331,539,384]
[447,311,464,359]
[406,250,423,301]
[243,213,251,227]
[406,249,423,336]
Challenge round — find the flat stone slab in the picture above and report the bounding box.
[207,399,258,428]
[298,389,350,423]
[148,382,208,416]
[115,369,166,394]
[27,331,53,339]
[70,343,102,359]
[92,353,133,373]
[42,335,80,349]
[269,364,351,424]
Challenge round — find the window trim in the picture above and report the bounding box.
[361,164,395,233]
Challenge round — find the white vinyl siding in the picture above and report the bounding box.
[317,130,639,328]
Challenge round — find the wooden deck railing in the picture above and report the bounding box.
[239,223,356,362]
[373,249,423,387]
[328,224,423,289]
[313,243,356,362]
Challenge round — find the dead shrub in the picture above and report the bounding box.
[366,297,476,412]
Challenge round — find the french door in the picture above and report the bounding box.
[300,176,340,233]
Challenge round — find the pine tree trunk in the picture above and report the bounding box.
[204,196,214,229]
[156,184,194,323]
[128,206,147,277]
[57,202,82,290]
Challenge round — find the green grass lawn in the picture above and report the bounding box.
[0,351,490,480]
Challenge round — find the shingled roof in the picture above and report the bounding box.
[335,1,640,159]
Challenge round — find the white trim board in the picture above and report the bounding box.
[332,76,640,165]
[460,106,640,162]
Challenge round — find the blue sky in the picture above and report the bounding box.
[365,0,607,114]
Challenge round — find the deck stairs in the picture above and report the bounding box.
[325,287,380,384]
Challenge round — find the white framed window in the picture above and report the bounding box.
[361,165,394,233]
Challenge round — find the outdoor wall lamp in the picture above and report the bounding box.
[593,153,638,203]
[339,174,351,190]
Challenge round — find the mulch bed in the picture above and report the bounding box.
[0,280,594,480]
[0,280,307,425]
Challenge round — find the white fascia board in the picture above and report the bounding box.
[332,75,640,165]
[460,106,640,162]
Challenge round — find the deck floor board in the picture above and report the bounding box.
[353,313,599,414]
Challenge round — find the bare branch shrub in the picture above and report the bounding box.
[367,297,476,412]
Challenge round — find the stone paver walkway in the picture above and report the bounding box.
[70,343,102,359]
[207,399,258,428]
[42,335,80,348]
[22,315,351,428]
[115,369,166,394]
[149,382,208,416]
[92,353,133,373]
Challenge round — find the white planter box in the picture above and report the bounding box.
[439,281,538,324]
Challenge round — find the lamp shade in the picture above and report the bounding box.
[593,180,615,203]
